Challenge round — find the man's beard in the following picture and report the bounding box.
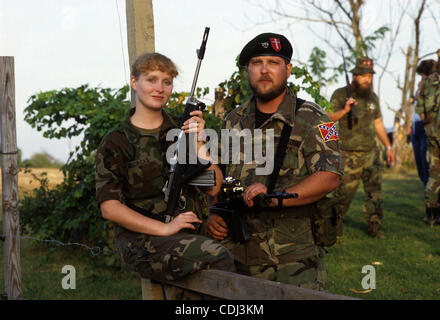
[352,80,373,98]
[250,77,288,102]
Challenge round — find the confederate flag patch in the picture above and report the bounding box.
[270,37,282,52]
[317,122,339,142]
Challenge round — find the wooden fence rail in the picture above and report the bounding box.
[142,269,359,300]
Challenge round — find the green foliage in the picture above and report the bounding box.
[356,26,390,57]
[165,88,222,132]
[308,47,340,88]
[217,57,254,116]
[21,151,63,168]
[290,65,332,111]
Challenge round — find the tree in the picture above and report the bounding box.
[392,0,429,169]
[21,151,63,168]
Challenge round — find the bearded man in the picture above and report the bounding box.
[328,57,394,238]
[207,33,343,290]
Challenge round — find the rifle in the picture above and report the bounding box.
[209,177,298,243]
[341,49,358,129]
[163,27,215,218]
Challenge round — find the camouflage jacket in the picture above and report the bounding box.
[416,72,440,137]
[330,86,382,152]
[221,89,343,266]
[95,108,202,235]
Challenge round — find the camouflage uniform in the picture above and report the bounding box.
[330,86,384,233]
[416,71,440,224]
[220,89,343,290]
[95,108,235,282]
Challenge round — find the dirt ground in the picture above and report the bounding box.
[0,168,64,196]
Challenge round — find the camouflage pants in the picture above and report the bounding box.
[425,136,440,208]
[234,246,327,291]
[115,231,235,282]
[334,149,383,224]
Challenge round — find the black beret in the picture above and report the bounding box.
[239,33,293,66]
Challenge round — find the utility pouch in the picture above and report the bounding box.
[311,197,339,247]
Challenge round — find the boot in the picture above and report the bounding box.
[368,221,384,238]
[436,206,440,225]
[426,207,437,227]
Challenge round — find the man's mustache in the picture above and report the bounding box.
[257,76,273,82]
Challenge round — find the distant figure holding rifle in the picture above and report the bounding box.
[415,50,440,227]
[207,33,343,290]
[328,57,394,238]
[95,52,234,284]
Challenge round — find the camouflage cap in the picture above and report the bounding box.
[239,33,293,66]
[350,57,375,75]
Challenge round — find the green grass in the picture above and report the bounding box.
[0,210,141,300]
[1,168,439,299]
[325,169,440,299]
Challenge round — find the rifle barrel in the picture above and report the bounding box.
[189,27,210,100]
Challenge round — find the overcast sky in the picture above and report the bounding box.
[1,0,439,162]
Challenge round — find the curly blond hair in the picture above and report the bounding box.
[131,52,178,79]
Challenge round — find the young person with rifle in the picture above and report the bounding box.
[95,44,234,283]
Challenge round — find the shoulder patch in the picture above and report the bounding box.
[317,122,339,142]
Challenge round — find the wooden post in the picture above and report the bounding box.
[125,0,155,108]
[0,56,21,300]
[125,0,155,297]
[213,87,225,119]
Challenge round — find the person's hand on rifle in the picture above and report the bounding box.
[243,182,278,208]
[162,211,202,236]
[328,97,358,122]
[181,110,210,158]
[344,97,358,114]
[207,214,229,240]
[181,110,205,134]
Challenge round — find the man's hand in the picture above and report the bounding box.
[344,97,358,114]
[386,148,394,166]
[243,182,277,207]
[207,214,229,240]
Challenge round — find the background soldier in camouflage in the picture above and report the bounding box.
[207,33,343,291]
[95,53,234,285]
[416,53,440,226]
[328,57,394,238]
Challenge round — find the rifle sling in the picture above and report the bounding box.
[125,202,171,223]
[266,98,304,194]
